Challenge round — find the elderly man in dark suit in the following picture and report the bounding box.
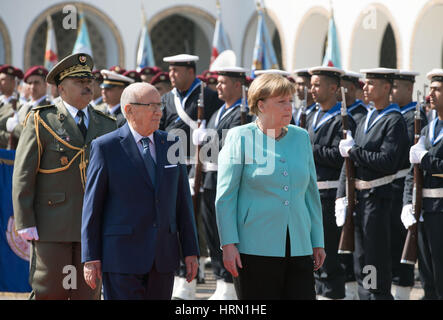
[81,82,199,300]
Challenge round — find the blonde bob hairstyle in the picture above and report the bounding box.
[248,73,295,116]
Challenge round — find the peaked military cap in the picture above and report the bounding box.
[211,66,248,78]
[163,54,199,68]
[100,69,134,88]
[342,70,364,85]
[308,66,345,80]
[392,70,420,82]
[426,69,443,82]
[293,68,311,78]
[360,68,398,81]
[46,53,94,85]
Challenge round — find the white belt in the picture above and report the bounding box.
[355,173,397,190]
[202,162,218,172]
[395,168,409,179]
[317,180,339,190]
[422,188,443,198]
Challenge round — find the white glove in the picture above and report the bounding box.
[189,178,195,196]
[409,136,428,164]
[335,197,347,227]
[339,131,355,158]
[17,226,39,241]
[6,112,19,132]
[192,120,208,146]
[401,204,416,229]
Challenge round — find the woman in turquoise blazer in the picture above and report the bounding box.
[215,73,325,299]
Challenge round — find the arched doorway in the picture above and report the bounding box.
[148,6,215,74]
[349,4,401,71]
[0,17,11,64]
[410,1,443,89]
[241,9,284,71]
[293,7,329,69]
[24,3,124,71]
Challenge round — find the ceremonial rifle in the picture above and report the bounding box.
[192,82,205,215]
[299,86,308,129]
[240,85,247,125]
[401,90,424,265]
[338,87,356,254]
[7,93,19,150]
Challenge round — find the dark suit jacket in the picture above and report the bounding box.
[81,123,199,274]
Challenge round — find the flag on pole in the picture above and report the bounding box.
[0,150,31,293]
[210,0,231,66]
[72,11,93,58]
[251,1,279,78]
[322,8,341,68]
[44,15,58,70]
[136,4,156,71]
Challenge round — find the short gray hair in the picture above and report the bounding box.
[120,82,158,118]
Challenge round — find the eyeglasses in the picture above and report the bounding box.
[129,102,164,112]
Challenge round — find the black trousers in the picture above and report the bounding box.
[418,212,443,300]
[103,264,174,300]
[390,192,414,287]
[354,193,393,300]
[233,231,316,300]
[314,197,346,299]
[201,188,232,282]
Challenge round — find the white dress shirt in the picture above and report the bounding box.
[63,100,90,129]
[127,122,157,163]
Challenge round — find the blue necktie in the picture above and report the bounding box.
[140,137,156,185]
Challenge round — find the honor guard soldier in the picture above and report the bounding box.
[150,71,172,97]
[0,65,23,148]
[100,69,134,127]
[337,68,409,300]
[339,71,369,125]
[191,66,251,300]
[140,66,161,83]
[6,66,52,141]
[12,53,117,300]
[293,68,317,129]
[90,70,106,112]
[402,69,443,300]
[389,70,428,299]
[160,54,222,300]
[308,66,356,300]
[160,54,223,168]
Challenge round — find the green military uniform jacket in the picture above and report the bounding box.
[12,99,117,242]
[0,98,22,148]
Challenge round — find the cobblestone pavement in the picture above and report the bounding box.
[0,263,425,300]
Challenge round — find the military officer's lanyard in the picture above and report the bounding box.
[312,102,341,132]
[348,99,369,113]
[429,118,443,145]
[295,103,316,126]
[173,78,202,124]
[364,103,400,133]
[400,101,417,115]
[215,98,242,127]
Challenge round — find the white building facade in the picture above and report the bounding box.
[0,0,442,90]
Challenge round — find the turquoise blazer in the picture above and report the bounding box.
[215,123,324,257]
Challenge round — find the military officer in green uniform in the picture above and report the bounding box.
[12,53,117,300]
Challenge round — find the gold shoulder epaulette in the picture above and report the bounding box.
[92,108,116,121]
[32,104,54,111]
